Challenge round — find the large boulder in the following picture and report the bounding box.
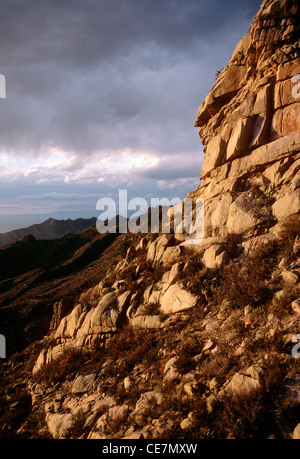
[220,365,263,397]
[71,374,96,394]
[272,189,300,221]
[160,284,198,314]
[130,315,162,329]
[46,413,74,439]
[202,244,229,270]
[54,303,86,340]
[227,194,269,235]
[130,391,164,427]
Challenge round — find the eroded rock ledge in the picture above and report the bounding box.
[191,0,300,239]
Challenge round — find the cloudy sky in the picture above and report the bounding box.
[0,0,262,231]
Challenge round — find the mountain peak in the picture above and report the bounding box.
[0,217,97,247]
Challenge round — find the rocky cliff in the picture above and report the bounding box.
[191,0,300,240]
[1,0,299,440]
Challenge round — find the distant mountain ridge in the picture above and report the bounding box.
[0,217,97,247]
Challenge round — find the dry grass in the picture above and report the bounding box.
[213,239,294,311]
[33,348,85,385]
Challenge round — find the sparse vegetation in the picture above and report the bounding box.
[212,239,295,311]
[2,219,299,440]
[175,335,204,374]
[33,348,86,385]
[0,387,32,439]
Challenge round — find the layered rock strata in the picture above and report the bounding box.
[190,0,300,239]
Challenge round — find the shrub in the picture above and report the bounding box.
[200,353,239,381]
[144,302,160,316]
[222,233,243,258]
[175,336,204,374]
[216,389,266,438]
[118,235,136,259]
[104,327,159,376]
[179,256,219,300]
[33,348,85,385]
[271,283,300,316]
[66,410,90,439]
[213,241,283,310]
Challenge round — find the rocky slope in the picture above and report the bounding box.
[0,0,299,440]
[0,226,128,356]
[0,217,97,247]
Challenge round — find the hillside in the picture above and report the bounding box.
[0,225,134,356]
[0,217,97,247]
[0,0,299,441]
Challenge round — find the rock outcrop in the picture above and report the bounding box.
[191,0,300,240]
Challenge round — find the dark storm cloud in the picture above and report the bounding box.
[1,0,259,66]
[0,0,263,227]
[0,0,261,156]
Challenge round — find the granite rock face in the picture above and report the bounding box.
[191,0,300,239]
